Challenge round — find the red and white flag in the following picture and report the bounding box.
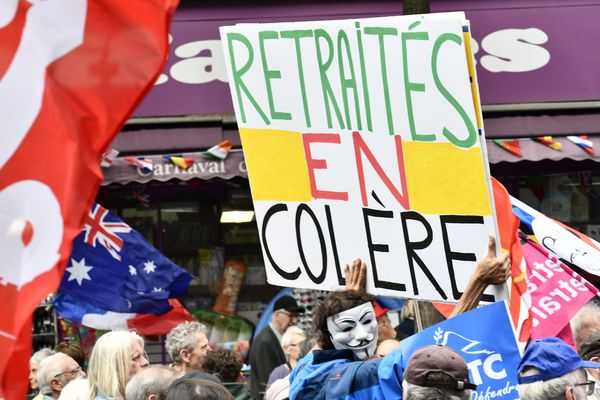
[0,1,178,398]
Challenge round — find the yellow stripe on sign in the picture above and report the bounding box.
[239,128,311,202]
[404,141,492,216]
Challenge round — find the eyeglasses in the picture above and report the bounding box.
[54,366,82,378]
[277,310,298,319]
[573,381,595,396]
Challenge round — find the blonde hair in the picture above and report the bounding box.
[87,331,144,399]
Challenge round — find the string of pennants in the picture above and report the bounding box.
[494,135,594,157]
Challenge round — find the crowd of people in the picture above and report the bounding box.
[26,237,600,400]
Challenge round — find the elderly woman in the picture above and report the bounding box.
[86,331,149,400]
[29,348,55,400]
[265,326,306,390]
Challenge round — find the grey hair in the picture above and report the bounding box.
[165,321,207,364]
[571,300,600,350]
[281,326,306,349]
[402,378,471,400]
[518,367,586,400]
[125,365,177,400]
[30,347,55,365]
[37,353,71,395]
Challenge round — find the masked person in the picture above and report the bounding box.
[289,235,510,400]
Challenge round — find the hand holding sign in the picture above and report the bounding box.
[344,258,367,292]
[476,235,511,285]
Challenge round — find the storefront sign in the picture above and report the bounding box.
[101,151,247,185]
[134,1,600,117]
[221,13,500,303]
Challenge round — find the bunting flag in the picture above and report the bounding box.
[100,149,120,168]
[492,178,532,344]
[494,139,523,157]
[567,135,594,155]
[133,187,150,207]
[54,294,194,335]
[203,140,232,159]
[125,156,153,173]
[511,196,600,289]
[0,1,178,399]
[533,136,562,151]
[164,155,195,169]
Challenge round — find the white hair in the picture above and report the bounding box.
[58,377,88,400]
[125,365,177,400]
[37,353,71,395]
[518,367,586,400]
[165,321,207,364]
[280,326,306,349]
[571,300,600,350]
[30,347,55,365]
[402,375,471,400]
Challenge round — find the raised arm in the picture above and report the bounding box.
[344,258,367,292]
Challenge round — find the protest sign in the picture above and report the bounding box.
[523,239,598,340]
[401,301,521,400]
[220,12,501,303]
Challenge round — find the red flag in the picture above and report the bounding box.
[0,1,178,398]
[128,299,194,336]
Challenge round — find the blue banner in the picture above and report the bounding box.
[400,301,521,400]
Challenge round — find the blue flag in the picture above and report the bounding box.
[59,203,193,315]
[400,301,521,400]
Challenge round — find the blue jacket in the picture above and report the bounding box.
[289,349,406,400]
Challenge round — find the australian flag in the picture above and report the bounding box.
[58,203,193,315]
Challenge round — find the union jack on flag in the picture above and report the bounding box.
[83,204,131,261]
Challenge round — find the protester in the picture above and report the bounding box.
[125,365,178,400]
[37,353,85,399]
[518,337,600,400]
[58,378,88,400]
[375,339,401,358]
[266,326,306,389]
[396,300,416,340]
[55,341,86,370]
[578,331,600,399]
[374,301,396,343]
[289,235,510,399]
[265,377,290,400]
[402,345,476,400]
[165,321,211,375]
[201,347,251,400]
[166,378,234,400]
[86,330,149,399]
[572,301,600,351]
[29,348,55,400]
[249,295,304,399]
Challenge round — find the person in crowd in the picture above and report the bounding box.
[518,337,600,400]
[86,330,149,400]
[165,321,211,375]
[375,339,401,358]
[125,365,178,400]
[572,300,600,351]
[249,295,304,399]
[577,331,600,399]
[289,235,510,399]
[29,348,55,400]
[373,302,397,343]
[265,377,290,400]
[402,345,476,400]
[266,326,306,389]
[166,378,234,400]
[37,353,85,399]
[201,347,251,400]
[395,300,416,340]
[55,341,86,370]
[58,378,88,400]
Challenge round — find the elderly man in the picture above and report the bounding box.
[289,235,510,399]
[165,321,211,374]
[249,295,304,399]
[37,353,85,399]
[403,345,476,400]
[125,365,177,400]
[518,337,600,400]
[579,331,600,399]
[572,301,600,351]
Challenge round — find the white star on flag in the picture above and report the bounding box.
[129,265,137,276]
[143,260,157,273]
[66,258,93,286]
[152,287,164,292]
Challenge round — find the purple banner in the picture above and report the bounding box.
[134,0,600,117]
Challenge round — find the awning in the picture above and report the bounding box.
[102,151,247,186]
[487,136,600,164]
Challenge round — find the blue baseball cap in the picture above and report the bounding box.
[518,337,600,384]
